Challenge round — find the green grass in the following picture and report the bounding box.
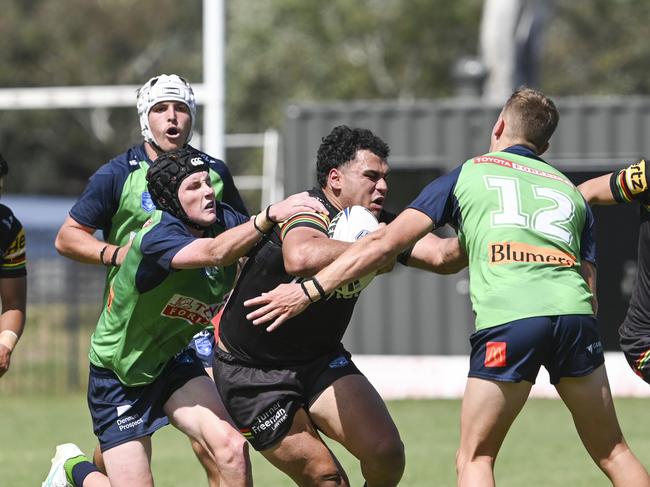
[1,394,649,486]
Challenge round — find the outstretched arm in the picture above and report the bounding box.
[245,209,435,330]
[171,192,327,269]
[406,233,468,274]
[577,174,616,206]
[579,159,649,206]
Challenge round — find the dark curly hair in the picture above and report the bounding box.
[316,125,390,187]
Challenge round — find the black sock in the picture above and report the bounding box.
[71,461,100,487]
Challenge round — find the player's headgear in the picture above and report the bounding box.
[0,153,8,177]
[146,147,209,229]
[136,74,197,147]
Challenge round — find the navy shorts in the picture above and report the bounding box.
[187,329,215,368]
[619,324,650,384]
[87,349,207,451]
[213,345,362,451]
[468,315,604,384]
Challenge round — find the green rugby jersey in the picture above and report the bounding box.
[69,143,247,301]
[89,209,242,386]
[409,145,595,330]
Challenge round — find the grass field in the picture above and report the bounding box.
[2,394,649,486]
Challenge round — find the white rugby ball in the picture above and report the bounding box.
[327,206,379,298]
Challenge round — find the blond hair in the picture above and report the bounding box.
[503,87,559,152]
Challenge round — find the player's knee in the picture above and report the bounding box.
[211,430,250,474]
[456,446,496,474]
[362,435,405,479]
[302,457,347,486]
[308,468,345,486]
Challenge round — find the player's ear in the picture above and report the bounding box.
[329,168,342,190]
[493,116,505,139]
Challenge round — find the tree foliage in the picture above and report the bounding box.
[0,0,649,195]
[543,0,650,95]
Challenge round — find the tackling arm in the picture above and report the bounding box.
[577,174,616,206]
[406,233,468,274]
[171,192,327,269]
[579,159,649,206]
[245,209,435,330]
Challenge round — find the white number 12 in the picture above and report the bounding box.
[484,176,575,245]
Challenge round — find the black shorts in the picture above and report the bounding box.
[469,315,604,384]
[87,349,207,451]
[619,324,650,384]
[212,345,362,451]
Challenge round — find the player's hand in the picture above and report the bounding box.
[115,232,136,266]
[0,344,12,378]
[268,192,327,222]
[244,283,311,332]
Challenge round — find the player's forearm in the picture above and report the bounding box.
[283,239,351,277]
[55,221,117,265]
[206,220,265,266]
[407,234,468,274]
[578,174,616,206]
[173,220,265,269]
[313,229,399,294]
[0,309,26,338]
[0,277,26,351]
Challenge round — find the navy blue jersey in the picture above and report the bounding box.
[69,143,247,243]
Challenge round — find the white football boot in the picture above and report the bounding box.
[42,443,84,487]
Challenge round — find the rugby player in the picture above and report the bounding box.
[246,89,650,486]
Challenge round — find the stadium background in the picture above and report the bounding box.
[4,1,650,485]
[2,0,649,396]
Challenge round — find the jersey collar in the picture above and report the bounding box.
[502,144,546,164]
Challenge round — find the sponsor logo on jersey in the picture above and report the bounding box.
[249,401,289,436]
[489,241,576,267]
[474,156,572,186]
[328,355,349,368]
[485,341,507,367]
[141,191,156,212]
[160,294,220,326]
[128,158,138,166]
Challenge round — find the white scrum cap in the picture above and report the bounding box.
[136,74,197,146]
